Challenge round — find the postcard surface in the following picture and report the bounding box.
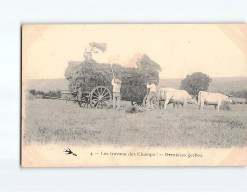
[22,24,247,167]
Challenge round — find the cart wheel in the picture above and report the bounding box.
[78,96,90,108]
[78,101,88,108]
[90,86,112,109]
[152,95,159,109]
[143,94,159,109]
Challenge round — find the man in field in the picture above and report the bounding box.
[76,86,83,101]
[112,77,122,111]
[146,81,157,110]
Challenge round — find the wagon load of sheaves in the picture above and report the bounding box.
[64,54,162,104]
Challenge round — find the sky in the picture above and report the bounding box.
[22,24,247,80]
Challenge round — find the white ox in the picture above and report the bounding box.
[198,91,233,111]
[158,88,197,110]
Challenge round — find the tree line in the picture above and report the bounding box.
[228,90,247,99]
[28,72,246,101]
[28,89,62,99]
[180,72,247,100]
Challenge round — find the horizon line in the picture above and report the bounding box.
[26,76,247,80]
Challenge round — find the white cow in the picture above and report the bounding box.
[158,88,197,110]
[198,91,233,111]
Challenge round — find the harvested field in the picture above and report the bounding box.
[22,99,247,148]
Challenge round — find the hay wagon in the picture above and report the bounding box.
[64,55,161,109]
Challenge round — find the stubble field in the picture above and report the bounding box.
[23,99,247,148]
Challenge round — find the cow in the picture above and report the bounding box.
[198,91,233,111]
[158,88,197,110]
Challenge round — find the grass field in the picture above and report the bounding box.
[23,99,247,148]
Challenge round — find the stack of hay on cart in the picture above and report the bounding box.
[64,54,162,104]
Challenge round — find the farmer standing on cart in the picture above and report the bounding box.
[111,77,122,111]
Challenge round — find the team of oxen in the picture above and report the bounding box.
[157,88,234,111]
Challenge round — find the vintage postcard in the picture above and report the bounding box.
[22,24,247,167]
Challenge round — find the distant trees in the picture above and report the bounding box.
[45,90,61,98]
[28,89,36,96]
[28,89,61,99]
[180,72,212,97]
[229,90,247,100]
[28,89,45,97]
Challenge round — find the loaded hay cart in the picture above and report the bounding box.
[64,54,162,109]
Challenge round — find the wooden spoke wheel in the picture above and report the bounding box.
[90,86,112,109]
[142,94,159,109]
[152,95,159,109]
[78,101,86,107]
[77,92,90,108]
[78,96,90,108]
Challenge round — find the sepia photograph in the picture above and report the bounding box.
[21,24,247,167]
